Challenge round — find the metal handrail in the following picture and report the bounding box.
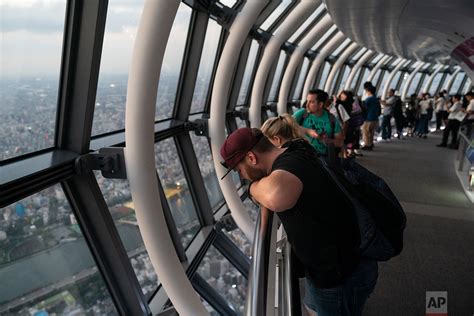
[245,208,274,316]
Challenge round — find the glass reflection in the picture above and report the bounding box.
[268,51,287,102]
[156,3,192,121]
[292,58,310,100]
[197,246,248,314]
[155,138,200,247]
[190,19,221,114]
[317,62,332,89]
[237,41,259,105]
[189,133,225,210]
[1,1,67,160]
[260,1,292,31]
[95,173,159,298]
[0,185,116,314]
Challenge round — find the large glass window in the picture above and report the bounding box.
[330,38,351,57]
[462,78,472,94]
[197,246,248,314]
[311,25,337,51]
[350,47,367,61]
[155,4,192,121]
[337,66,351,93]
[370,53,385,65]
[390,71,402,91]
[357,68,370,96]
[237,41,259,105]
[377,71,390,96]
[155,138,200,248]
[407,73,422,96]
[259,1,292,31]
[189,133,224,210]
[429,72,444,96]
[449,73,465,94]
[267,51,286,102]
[317,62,332,89]
[95,174,159,299]
[190,19,221,114]
[287,4,325,43]
[0,185,117,314]
[93,2,191,135]
[92,0,144,136]
[292,58,310,100]
[0,1,67,161]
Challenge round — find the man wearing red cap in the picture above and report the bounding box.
[220,127,378,316]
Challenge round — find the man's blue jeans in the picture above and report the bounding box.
[304,259,378,316]
[381,115,392,139]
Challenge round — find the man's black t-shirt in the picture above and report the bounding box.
[272,139,360,288]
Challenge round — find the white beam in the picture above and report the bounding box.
[124,0,208,315]
[324,42,358,95]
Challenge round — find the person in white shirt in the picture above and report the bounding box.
[437,94,464,148]
[434,92,448,130]
[380,89,396,141]
[416,93,432,139]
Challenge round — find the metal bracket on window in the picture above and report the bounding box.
[282,41,296,54]
[262,103,277,114]
[187,118,209,137]
[252,28,272,46]
[208,1,237,28]
[75,147,127,179]
[229,107,249,121]
[305,50,317,61]
[215,213,238,232]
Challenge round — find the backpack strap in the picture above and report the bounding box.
[297,110,310,125]
[327,111,336,139]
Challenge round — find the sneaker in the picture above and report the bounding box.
[436,143,447,147]
[353,149,364,156]
[386,138,392,142]
[422,135,427,139]
[361,145,373,151]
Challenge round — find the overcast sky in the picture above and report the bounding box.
[0,0,191,77]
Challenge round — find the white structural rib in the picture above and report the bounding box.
[324,42,358,95]
[422,64,443,93]
[277,14,332,114]
[250,0,319,127]
[209,0,268,240]
[124,0,208,315]
[443,67,461,92]
[401,62,425,100]
[302,31,345,101]
[343,49,374,91]
[366,55,391,83]
[381,59,407,100]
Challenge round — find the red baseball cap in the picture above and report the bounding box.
[220,128,263,179]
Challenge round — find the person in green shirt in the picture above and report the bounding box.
[293,89,343,155]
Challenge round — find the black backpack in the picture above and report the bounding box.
[321,158,406,260]
[291,139,406,261]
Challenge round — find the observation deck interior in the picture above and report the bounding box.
[1,0,473,315]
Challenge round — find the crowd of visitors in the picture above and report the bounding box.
[262,83,474,158]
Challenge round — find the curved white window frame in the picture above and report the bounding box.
[209,0,269,241]
[324,42,359,95]
[302,31,345,101]
[401,62,425,100]
[124,0,208,314]
[381,59,408,100]
[442,67,461,92]
[343,49,375,91]
[250,0,319,127]
[422,64,444,94]
[277,14,333,114]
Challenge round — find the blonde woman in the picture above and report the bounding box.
[261,113,304,148]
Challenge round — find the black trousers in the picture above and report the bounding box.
[441,119,461,145]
